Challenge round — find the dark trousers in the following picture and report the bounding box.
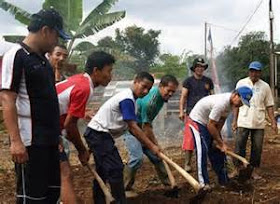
[84,127,126,204]
[234,127,264,167]
[15,145,60,204]
[191,121,229,185]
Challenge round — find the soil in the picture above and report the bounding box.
[0,127,280,204]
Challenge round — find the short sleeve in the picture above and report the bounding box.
[264,85,274,107]
[209,103,226,122]
[139,99,157,123]
[209,78,214,90]
[1,49,23,93]
[68,86,90,118]
[119,99,137,121]
[182,78,191,89]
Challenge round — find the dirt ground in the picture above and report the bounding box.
[0,127,280,204]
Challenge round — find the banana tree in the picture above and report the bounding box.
[0,0,126,59]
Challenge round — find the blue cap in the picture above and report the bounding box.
[249,61,262,71]
[236,86,253,107]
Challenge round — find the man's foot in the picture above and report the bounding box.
[184,165,192,173]
[125,190,139,198]
[251,170,262,180]
[201,184,212,193]
[228,168,239,179]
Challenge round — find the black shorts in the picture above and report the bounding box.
[15,145,60,204]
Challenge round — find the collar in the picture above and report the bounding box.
[19,42,47,62]
[83,73,95,90]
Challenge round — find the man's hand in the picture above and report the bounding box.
[271,121,278,134]
[217,142,231,153]
[10,141,29,164]
[231,121,237,132]
[179,112,185,121]
[78,149,90,166]
[150,144,161,156]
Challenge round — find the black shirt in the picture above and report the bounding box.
[182,75,214,114]
[2,42,60,146]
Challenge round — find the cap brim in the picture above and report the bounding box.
[249,68,261,71]
[57,29,71,40]
[241,97,250,107]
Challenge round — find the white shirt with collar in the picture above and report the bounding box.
[236,77,274,129]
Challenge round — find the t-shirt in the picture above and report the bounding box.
[56,73,95,130]
[182,76,214,113]
[189,93,232,126]
[87,88,137,138]
[137,87,165,124]
[1,43,60,146]
[236,77,274,129]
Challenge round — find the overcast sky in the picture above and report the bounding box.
[0,0,280,55]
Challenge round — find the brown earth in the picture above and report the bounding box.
[0,127,280,204]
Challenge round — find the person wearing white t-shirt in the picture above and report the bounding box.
[187,86,253,191]
[232,61,277,180]
[83,72,160,204]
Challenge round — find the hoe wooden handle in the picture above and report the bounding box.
[216,145,249,166]
[86,163,114,204]
[159,153,202,193]
[162,160,176,188]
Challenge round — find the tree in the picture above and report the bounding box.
[216,31,271,89]
[114,25,161,73]
[151,54,187,79]
[0,0,125,59]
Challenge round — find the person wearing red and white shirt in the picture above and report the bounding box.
[54,51,115,203]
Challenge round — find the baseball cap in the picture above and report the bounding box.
[190,58,208,71]
[28,9,71,41]
[236,86,253,107]
[248,61,262,71]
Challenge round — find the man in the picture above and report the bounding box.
[186,86,253,190]
[232,61,277,179]
[123,75,178,191]
[48,44,68,82]
[179,58,214,172]
[84,72,160,203]
[1,9,70,203]
[55,51,115,203]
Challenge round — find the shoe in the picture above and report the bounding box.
[125,190,138,198]
[202,184,212,192]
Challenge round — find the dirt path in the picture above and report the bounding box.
[0,128,280,203]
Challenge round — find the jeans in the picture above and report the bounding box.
[124,132,162,170]
[234,127,264,167]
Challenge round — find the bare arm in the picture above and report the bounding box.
[231,107,239,131]
[207,119,228,151]
[127,121,160,155]
[142,123,158,145]
[267,106,277,134]
[64,114,89,164]
[1,90,28,163]
[179,88,188,121]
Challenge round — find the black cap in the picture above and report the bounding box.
[190,58,208,71]
[28,9,71,41]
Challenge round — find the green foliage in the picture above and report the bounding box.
[216,31,271,89]
[3,35,25,43]
[151,54,187,79]
[0,0,31,25]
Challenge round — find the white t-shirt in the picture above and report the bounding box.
[189,93,232,126]
[236,77,274,129]
[87,88,137,138]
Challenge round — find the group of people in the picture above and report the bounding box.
[179,57,277,191]
[1,8,278,204]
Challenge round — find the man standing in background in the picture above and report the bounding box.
[48,44,68,82]
[232,61,277,179]
[1,9,70,203]
[179,58,214,172]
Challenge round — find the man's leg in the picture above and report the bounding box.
[84,128,126,204]
[47,146,61,203]
[234,127,250,166]
[15,146,53,204]
[143,147,169,186]
[191,124,209,186]
[250,129,264,179]
[123,132,144,190]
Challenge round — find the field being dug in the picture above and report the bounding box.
[0,126,280,204]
